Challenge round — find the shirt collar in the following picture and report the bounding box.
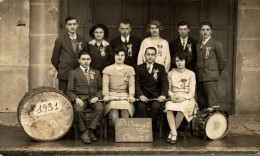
[80,65,89,72]
[146,62,154,67]
[180,36,188,41]
[121,35,130,43]
[202,36,211,45]
[68,32,77,40]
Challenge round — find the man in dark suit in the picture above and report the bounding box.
[135,47,169,132]
[169,21,197,72]
[111,20,142,69]
[196,21,227,110]
[67,51,103,144]
[51,16,87,93]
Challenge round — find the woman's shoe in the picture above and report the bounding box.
[170,132,177,145]
[166,132,172,143]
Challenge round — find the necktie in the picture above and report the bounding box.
[182,39,186,50]
[147,65,151,74]
[85,67,89,73]
[124,37,128,44]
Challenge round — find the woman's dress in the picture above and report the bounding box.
[164,69,197,122]
[102,64,135,117]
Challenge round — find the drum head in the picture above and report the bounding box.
[205,113,228,140]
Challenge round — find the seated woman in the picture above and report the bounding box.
[164,52,197,144]
[102,47,136,125]
[88,24,114,73]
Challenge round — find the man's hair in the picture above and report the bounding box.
[89,24,109,39]
[118,19,132,27]
[173,52,190,66]
[145,47,157,55]
[65,16,78,24]
[78,51,90,59]
[200,21,213,29]
[178,21,190,29]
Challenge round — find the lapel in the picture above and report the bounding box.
[75,68,89,86]
[199,37,214,60]
[87,67,96,87]
[64,33,74,53]
[177,37,185,51]
[141,63,155,83]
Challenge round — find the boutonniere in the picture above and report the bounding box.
[181,78,187,89]
[124,73,130,85]
[205,46,211,59]
[89,70,95,80]
[127,44,133,57]
[77,42,83,51]
[99,46,106,56]
[153,69,159,81]
[187,43,192,53]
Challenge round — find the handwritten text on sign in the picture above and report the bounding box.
[33,100,62,115]
[115,118,153,142]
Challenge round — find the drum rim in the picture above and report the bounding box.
[205,111,229,140]
[17,86,74,141]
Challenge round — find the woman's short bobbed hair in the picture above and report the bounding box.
[89,24,109,39]
[173,52,190,66]
[147,20,164,34]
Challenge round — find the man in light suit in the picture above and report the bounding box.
[135,47,169,132]
[110,20,142,69]
[196,21,227,110]
[169,21,197,72]
[67,51,103,144]
[51,16,88,93]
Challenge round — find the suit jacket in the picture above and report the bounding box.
[111,35,142,69]
[51,33,88,80]
[66,67,102,101]
[196,37,227,82]
[135,62,169,98]
[169,37,197,72]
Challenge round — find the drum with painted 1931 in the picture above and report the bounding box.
[17,86,74,141]
[197,110,229,140]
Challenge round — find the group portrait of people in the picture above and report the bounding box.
[51,16,227,145]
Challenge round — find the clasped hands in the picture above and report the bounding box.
[170,94,185,103]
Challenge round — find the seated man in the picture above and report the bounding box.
[135,47,169,132]
[67,51,104,144]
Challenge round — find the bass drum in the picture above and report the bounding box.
[17,86,73,141]
[197,111,229,140]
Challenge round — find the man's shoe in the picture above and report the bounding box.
[81,131,91,144]
[88,131,97,142]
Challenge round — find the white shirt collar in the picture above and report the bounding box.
[180,36,188,41]
[68,32,77,40]
[80,65,89,72]
[121,35,130,43]
[202,36,211,45]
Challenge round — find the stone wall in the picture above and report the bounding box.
[0,0,29,112]
[236,0,260,114]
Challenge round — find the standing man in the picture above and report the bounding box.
[51,16,87,93]
[135,47,169,132]
[111,20,142,69]
[169,21,197,72]
[196,21,227,110]
[67,51,103,144]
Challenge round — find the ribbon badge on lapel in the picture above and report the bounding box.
[157,44,163,56]
[181,78,187,89]
[127,44,133,57]
[187,43,192,54]
[124,73,130,85]
[205,46,211,59]
[153,69,159,81]
[77,42,83,51]
[100,46,106,56]
[89,70,95,80]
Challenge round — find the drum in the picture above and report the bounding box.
[17,86,74,141]
[197,110,229,140]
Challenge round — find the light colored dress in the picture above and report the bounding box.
[164,68,197,122]
[137,37,171,72]
[102,64,135,117]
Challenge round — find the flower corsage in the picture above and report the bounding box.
[153,69,159,81]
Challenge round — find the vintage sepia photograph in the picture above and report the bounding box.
[0,0,259,155]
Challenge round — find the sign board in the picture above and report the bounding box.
[115,118,153,142]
